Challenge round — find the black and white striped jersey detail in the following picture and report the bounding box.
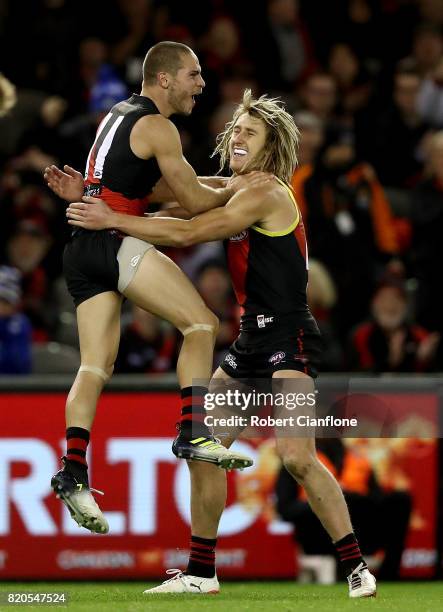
[83,94,163,202]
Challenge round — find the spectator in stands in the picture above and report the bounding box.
[411,130,443,367]
[337,0,383,66]
[291,133,399,338]
[115,305,177,374]
[327,42,373,117]
[69,37,124,115]
[253,0,317,92]
[59,66,128,170]
[109,0,193,87]
[14,95,67,174]
[276,438,412,580]
[292,111,325,167]
[401,23,443,79]
[349,282,440,372]
[299,72,338,124]
[359,68,431,188]
[417,56,443,128]
[0,266,32,374]
[1,0,82,95]
[199,15,244,77]
[197,15,253,116]
[110,0,155,75]
[5,218,53,339]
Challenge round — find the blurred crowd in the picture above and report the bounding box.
[1,0,443,374]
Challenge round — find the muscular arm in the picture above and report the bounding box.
[133,115,233,213]
[112,187,267,246]
[68,187,268,247]
[150,205,193,220]
[198,176,228,188]
[150,175,228,204]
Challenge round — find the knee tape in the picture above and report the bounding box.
[117,236,154,294]
[79,365,110,382]
[182,323,215,336]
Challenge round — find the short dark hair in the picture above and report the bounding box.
[142,41,193,85]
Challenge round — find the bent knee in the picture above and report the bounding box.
[78,361,115,382]
[207,310,220,336]
[182,309,219,338]
[198,308,219,333]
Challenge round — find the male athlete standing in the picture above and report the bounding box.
[66,90,377,598]
[44,42,253,536]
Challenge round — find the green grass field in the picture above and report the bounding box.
[0,581,442,611]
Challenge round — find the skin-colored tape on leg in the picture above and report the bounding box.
[79,365,110,382]
[182,323,215,336]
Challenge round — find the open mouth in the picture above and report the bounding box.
[232,147,248,160]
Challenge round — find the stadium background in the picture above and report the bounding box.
[0,0,442,585]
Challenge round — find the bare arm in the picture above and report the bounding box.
[150,205,193,220]
[44,164,227,206]
[150,172,269,206]
[149,175,226,204]
[133,115,233,213]
[198,176,228,188]
[67,187,268,246]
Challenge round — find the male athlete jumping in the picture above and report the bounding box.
[44,42,254,537]
[66,90,376,598]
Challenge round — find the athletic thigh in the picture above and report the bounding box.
[123,247,214,330]
[76,291,123,369]
[273,369,316,461]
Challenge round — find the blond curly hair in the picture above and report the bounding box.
[212,89,300,183]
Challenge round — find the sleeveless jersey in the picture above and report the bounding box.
[224,180,310,321]
[84,94,162,216]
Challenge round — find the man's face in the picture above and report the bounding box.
[168,53,205,116]
[229,113,268,174]
[304,76,337,118]
[394,74,420,116]
[372,287,407,331]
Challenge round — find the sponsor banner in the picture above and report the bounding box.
[0,393,296,579]
[0,392,438,579]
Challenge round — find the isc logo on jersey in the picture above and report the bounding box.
[229,230,248,242]
[257,315,274,328]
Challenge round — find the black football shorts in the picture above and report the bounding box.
[220,313,322,380]
[63,229,122,307]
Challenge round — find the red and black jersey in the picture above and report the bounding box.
[84,94,162,216]
[350,321,432,372]
[224,181,310,324]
